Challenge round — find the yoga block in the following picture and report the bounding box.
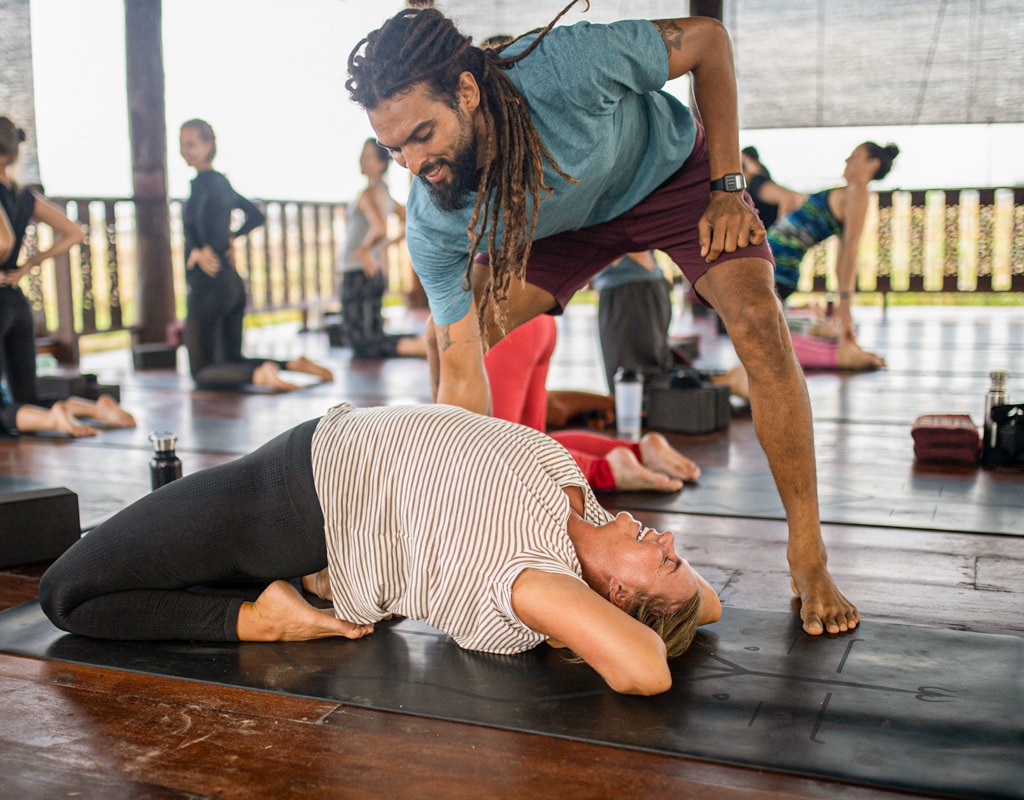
[911,413,981,465]
[324,315,347,348]
[36,373,121,404]
[0,487,80,568]
[132,343,178,371]
[647,384,731,434]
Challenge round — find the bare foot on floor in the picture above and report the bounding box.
[789,571,860,636]
[236,580,373,642]
[638,432,700,482]
[48,402,99,438]
[286,356,334,382]
[252,362,301,391]
[92,395,137,428]
[605,446,684,493]
[836,340,886,370]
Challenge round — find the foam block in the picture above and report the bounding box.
[0,487,80,568]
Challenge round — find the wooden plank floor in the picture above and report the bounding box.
[2,301,1022,799]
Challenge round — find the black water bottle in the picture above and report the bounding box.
[149,431,183,490]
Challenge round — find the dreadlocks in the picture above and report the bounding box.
[346,1,588,331]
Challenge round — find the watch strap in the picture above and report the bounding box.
[709,173,746,192]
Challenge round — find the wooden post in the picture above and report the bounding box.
[125,0,177,366]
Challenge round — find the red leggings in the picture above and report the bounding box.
[484,315,640,491]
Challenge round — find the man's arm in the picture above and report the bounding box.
[651,17,763,262]
[429,295,492,415]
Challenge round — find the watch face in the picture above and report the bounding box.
[711,173,746,192]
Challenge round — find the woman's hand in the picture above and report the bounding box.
[0,263,31,287]
[187,245,221,277]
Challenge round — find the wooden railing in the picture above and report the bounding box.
[19,186,1024,365]
[801,186,1024,301]
[23,196,350,364]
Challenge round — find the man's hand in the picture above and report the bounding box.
[698,192,765,263]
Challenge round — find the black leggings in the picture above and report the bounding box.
[185,269,286,389]
[0,286,38,434]
[39,418,326,641]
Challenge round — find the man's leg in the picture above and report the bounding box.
[695,257,859,636]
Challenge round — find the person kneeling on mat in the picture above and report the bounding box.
[39,403,721,696]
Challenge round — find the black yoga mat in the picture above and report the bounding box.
[1,601,1021,800]
[605,465,1024,537]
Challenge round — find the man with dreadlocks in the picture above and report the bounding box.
[346,2,859,639]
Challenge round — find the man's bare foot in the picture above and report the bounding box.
[605,446,684,492]
[711,365,749,401]
[47,402,99,438]
[236,580,373,642]
[91,395,137,428]
[638,432,700,482]
[285,356,334,382]
[789,568,860,635]
[252,362,301,391]
[301,568,333,601]
[836,339,886,370]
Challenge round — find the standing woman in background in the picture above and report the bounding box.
[179,119,334,390]
[1,116,135,437]
[337,138,426,359]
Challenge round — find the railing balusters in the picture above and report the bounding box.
[22,190,1021,365]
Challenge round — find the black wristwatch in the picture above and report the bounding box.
[709,173,746,193]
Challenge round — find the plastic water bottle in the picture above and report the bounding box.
[614,368,643,442]
[149,431,183,490]
[983,371,1009,449]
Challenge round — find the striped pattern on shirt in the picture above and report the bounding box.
[310,403,612,654]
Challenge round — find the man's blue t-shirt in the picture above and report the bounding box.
[405,19,697,325]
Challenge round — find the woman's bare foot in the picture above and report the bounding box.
[285,356,334,382]
[236,580,373,642]
[14,401,99,438]
[252,362,301,391]
[638,432,701,482]
[396,336,428,358]
[711,365,749,401]
[69,394,136,428]
[605,446,684,492]
[836,339,886,370]
[301,568,333,601]
[49,402,99,437]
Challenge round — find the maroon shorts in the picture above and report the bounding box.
[522,125,774,313]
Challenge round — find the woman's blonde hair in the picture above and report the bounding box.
[628,590,703,658]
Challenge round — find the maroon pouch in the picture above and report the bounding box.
[911,414,981,465]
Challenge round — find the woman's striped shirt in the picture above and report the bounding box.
[310,403,613,654]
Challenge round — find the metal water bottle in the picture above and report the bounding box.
[149,431,183,490]
[614,367,644,442]
[983,371,1009,450]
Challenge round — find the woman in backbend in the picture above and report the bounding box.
[40,402,726,696]
[769,141,900,370]
[179,118,333,390]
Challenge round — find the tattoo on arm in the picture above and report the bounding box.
[653,19,685,56]
[438,324,454,353]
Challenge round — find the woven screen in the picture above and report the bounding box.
[435,0,1024,127]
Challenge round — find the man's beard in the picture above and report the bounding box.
[420,114,480,212]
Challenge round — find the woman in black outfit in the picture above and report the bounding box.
[179,119,333,390]
[1,116,135,437]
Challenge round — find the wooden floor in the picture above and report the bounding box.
[2,301,1023,799]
